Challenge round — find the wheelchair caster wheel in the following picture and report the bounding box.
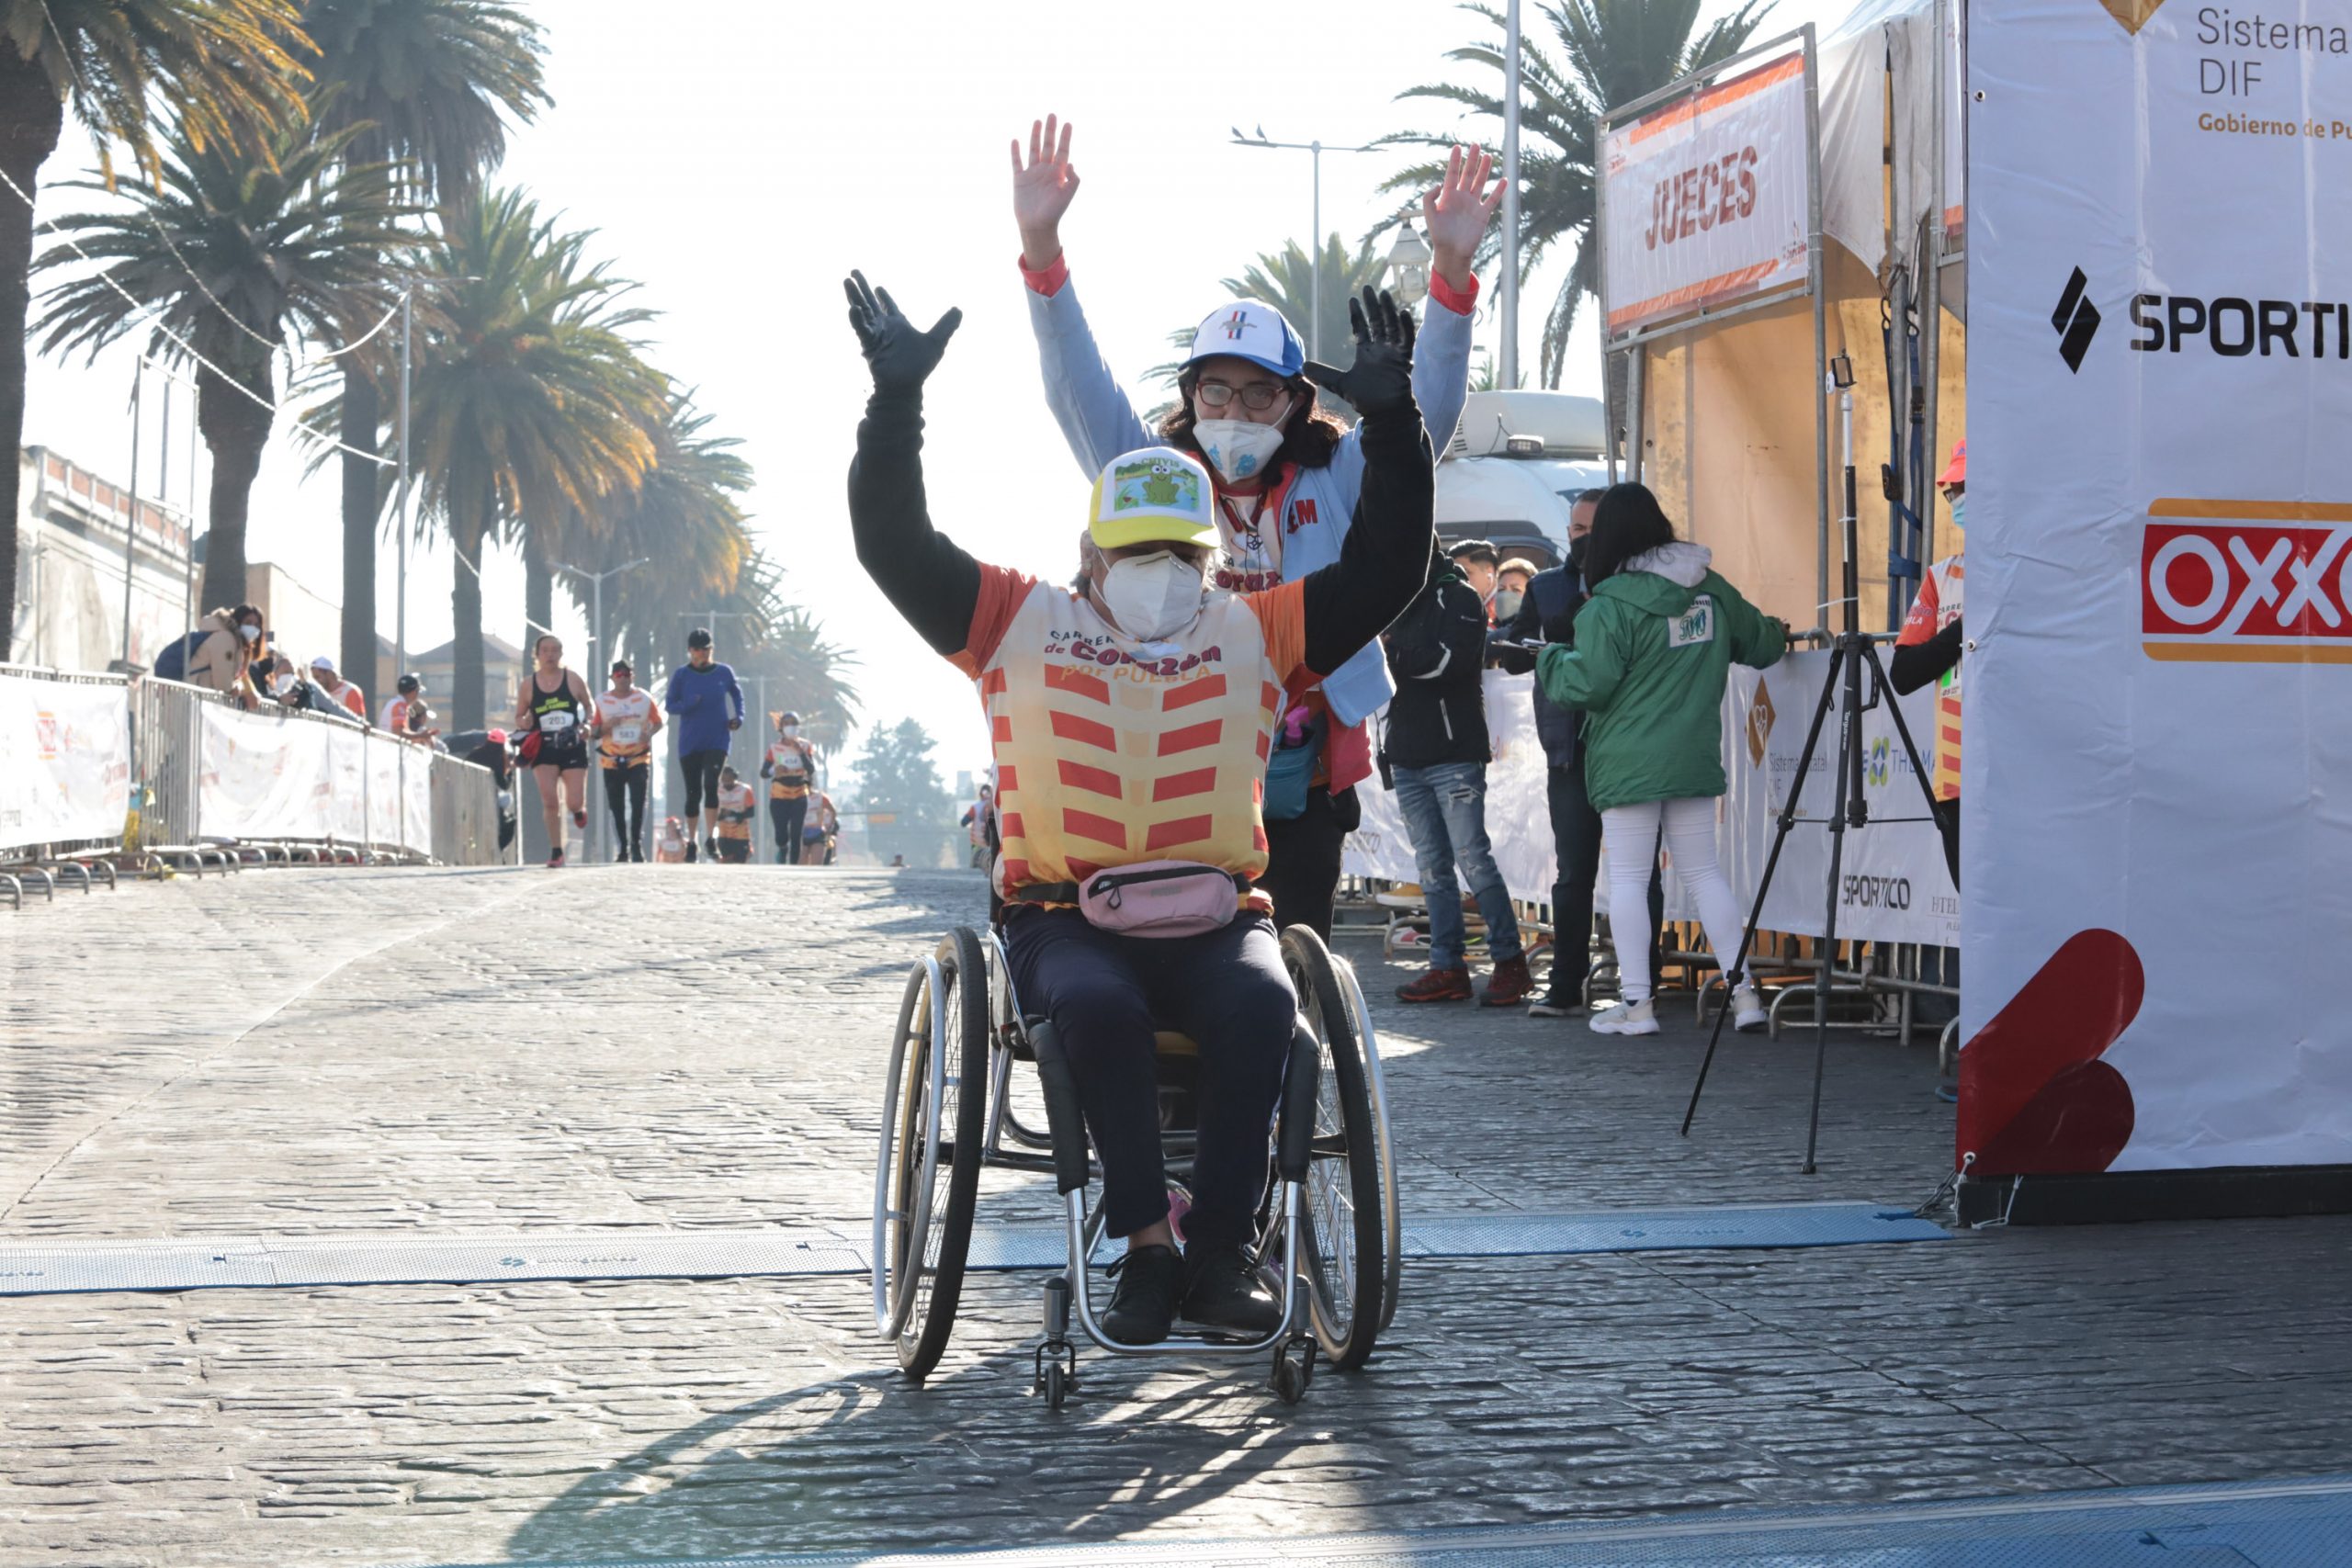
[1270,1340,1315,1405]
[1041,1359,1070,1412]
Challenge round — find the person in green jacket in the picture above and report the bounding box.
[1538,483,1789,1037]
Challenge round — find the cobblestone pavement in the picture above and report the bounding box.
[1,865,2347,1565]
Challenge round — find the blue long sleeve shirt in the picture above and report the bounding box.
[663,661,744,754]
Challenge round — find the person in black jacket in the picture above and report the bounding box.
[1384,546,1532,1006]
[1494,491,1665,1016]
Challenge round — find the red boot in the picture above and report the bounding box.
[1480,955,1535,1008]
[1396,966,1473,1003]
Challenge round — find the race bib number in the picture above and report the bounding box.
[538,709,576,733]
[1667,595,1716,649]
[612,722,643,745]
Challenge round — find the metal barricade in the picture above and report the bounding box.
[428,748,504,867]
[0,664,137,901]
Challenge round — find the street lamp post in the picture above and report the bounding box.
[395,286,413,711]
[558,555,650,863]
[1229,128,1377,365]
[1385,222,1432,310]
[118,357,142,666]
[1500,0,1524,389]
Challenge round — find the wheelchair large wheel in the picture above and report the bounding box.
[1280,925,1391,1371]
[870,928,989,1380]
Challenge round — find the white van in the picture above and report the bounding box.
[1435,389,1612,570]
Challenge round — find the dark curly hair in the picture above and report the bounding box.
[1159,364,1347,473]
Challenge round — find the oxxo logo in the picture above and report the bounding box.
[2141,501,2352,661]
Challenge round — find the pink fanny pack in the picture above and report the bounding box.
[1015,860,1243,938]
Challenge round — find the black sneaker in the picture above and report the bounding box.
[1526,990,1582,1018]
[1181,1242,1283,1337]
[1101,1244,1182,1346]
[684,840,698,863]
[705,835,719,860]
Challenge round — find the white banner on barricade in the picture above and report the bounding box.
[1724,651,1958,947]
[401,747,430,853]
[198,703,332,842]
[1600,48,1813,338]
[1966,0,2352,1179]
[324,725,368,844]
[0,672,131,852]
[1343,655,1955,946]
[365,733,406,850]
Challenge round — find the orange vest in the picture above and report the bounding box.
[768,739,814,799]
[596,689,658,770]
[952,566,1307,897]
[715,782,755,840]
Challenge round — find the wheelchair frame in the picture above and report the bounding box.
[871,920,1399,1410]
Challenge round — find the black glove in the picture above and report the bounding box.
[844,270,962,395]
[1302,288,1418,419]
[1933,614,1964,658]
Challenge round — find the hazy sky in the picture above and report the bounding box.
[23,0,1849,795]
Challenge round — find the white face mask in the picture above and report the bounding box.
[238,624,261,644]
[1493,588,1525,623]
[780,725,799,740]
[1193,417,1288,484]
[1099,550,1206,641]
[1949,493,1967,531]
[270,672,297,696]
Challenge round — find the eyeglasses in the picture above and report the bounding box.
[1193,380,1290,412]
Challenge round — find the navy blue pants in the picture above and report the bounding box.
[1005,909,1295,1249]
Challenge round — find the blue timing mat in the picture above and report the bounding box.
[413,1473,2352,1566]
[0,1201,1941,1298]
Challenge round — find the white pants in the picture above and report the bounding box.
[1600,796,1747,1005]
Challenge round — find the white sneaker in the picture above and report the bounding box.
[1589,998,1659,1035]
[1731,983,1768,1033]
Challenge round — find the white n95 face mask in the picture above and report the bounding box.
[1100,551,1206,641]
[1193,419,1287,484]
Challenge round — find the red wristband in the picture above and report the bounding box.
[1018,251,1069,298]
[1428,269,1479,317]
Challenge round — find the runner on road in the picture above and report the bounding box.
[515,635,594,869]
[592,659,663,863]
[663,626,744,863]
[761,711,818,865]
[713,766,757,863]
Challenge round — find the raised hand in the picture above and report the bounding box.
[844,270,963,394]
[1011,114,1080,270]
[1421,144,1504,287]
[1301,288,1419,420]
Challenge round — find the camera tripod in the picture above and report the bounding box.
[1679,364,1951,1173]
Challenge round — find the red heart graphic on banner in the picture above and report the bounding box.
[1957,929,2143,1174]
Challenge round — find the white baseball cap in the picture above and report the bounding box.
[1183,300,1306,378]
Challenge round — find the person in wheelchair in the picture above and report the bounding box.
[846,273,1433,1345]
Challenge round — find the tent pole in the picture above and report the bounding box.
[1805,23,1831,624]
[1627,344,1645,484]
[1921,0,1949,597]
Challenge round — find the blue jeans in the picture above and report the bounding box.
[1392,761,1524,971]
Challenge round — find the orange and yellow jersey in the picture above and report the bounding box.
[1894,553,1965,801]
[951,563,1311,907]
[715,781,756,840]
[767,739,816,799]
[595,689,661,770]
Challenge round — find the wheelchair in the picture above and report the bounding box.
[871,921,1399,1410]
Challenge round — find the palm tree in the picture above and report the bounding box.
[1149,233,1385,392]
[592,392,754,664]
[401,188,661,727]
[0,0,309,660]
[733,593,863,760]
[33,117,413,610]
[301,0,548,696]
[1382,0,1773,389]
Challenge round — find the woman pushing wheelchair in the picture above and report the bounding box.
[847,272,1430,1348]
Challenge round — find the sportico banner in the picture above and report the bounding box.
[1966,0,2352,1176]
[1600,49,1814,338]
[1344,654,1955,946]
[0,671,131,852]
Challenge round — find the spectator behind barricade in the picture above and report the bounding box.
[310,655,368,720]
[1383,540,1532,1009]
[1448,538,1501,625]
[384,672,433,739]
[1494,491,1665,1018]
[401,687,445,749]
[1537,482,1787,1038]
[172,604,265,709]
[1492,556,1538,629]
[1891,439,1965,888]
